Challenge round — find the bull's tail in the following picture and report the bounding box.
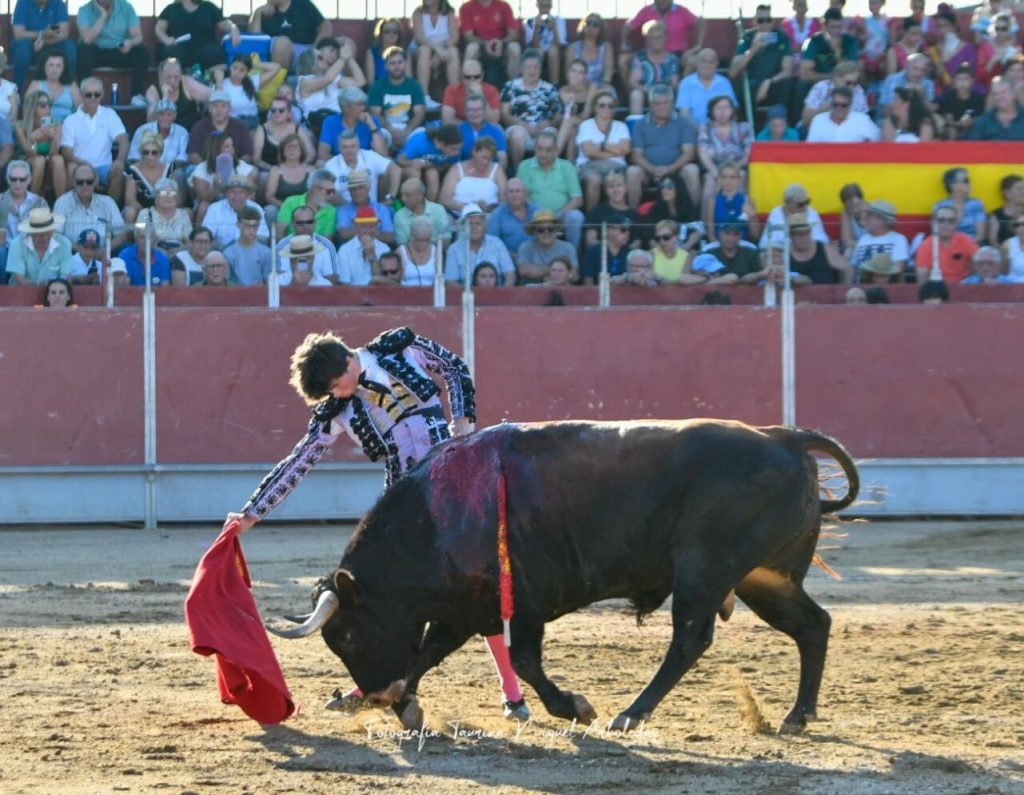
[793,429,860,515]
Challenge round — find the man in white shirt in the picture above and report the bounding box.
[204,176,270,248]
[850,199,909,280]
[279,234,333,286]
[805,85,880,142]
[275,204,339,285]
[323,130,399,204]
[59,76,128,201]
[337,206,391,285]
[760,183,830,247]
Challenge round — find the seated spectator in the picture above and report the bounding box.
[516,130,585,252]
[967,76,1024,139]
[105,256,129,285]
[6,207,73,285]
[701,221,762,282]
[124,131,174,225]
[756,104,801,141]
[412,0,461,104]
[373,250,404,285]
[457,93,508,169]
[445,203,515,285]
[806,85,881,141]
[584,171,639,249]
[517,209,578,284]
[860,0,890,84]
[918,279,950,303]
[368,47,424,153]
[249,0,333,74]
[881,86,936,141]
[189,133,258,221]
[730,5,799,123]
[274,204,339,285]
[934,167,987,243]
[222,205,272,285]
[335,169,395,244]
[523,0,566,83]
[155,0,238,72]
[501,48,562,170]
[928,5,976,95]
[117,233,172,286]
[439,136,506,215]
[324,130,399,204]
[988,174,1024,244]
[77,0,149,105]
[486,178,537,260]
[858,251,902,284]
[621,0,703,74]
[543,254,574,287]
[652,219,703,284]
[914,207,979,283]
[627,84,699,209]
[787,212,851,283]
[844,285,866,303]
[1000,210,1024,281]
[144,57,202,132]
[194,250,233,286]
[570,14,614,87]
[762,183,829,247]
[365,18,407,87]
[253,95,315,174]
[781,0,821,64]
[850,199,909,280]
[638,175,702,250]
[12,0,76,91]
[137,178,192,256]
[25,51,80,125]
[839,182,866,255]
[280,234,333,286]
[279,168,339,239]
[318,87,390,160]
[54,163,126,249]
[470,260,500,287]
[878,53,935,118]
[574,90,631,212]
[706,160,758,244]
[1,160,48,240]
[396,215,442,286]
[68,228,104,285]
[801,61,869,126]
[581,212,631,284]
[886,16,926,77]
[626,21,684,117]
[16,92,65,197]
[556,58,597,161]
[441,60,501,125]
[611,248,662,286]
[977,13,1021,88]
[264,132,314,208]
[60,78,128,201]
[939,63,987,140]
[299,38,367,140]
[696,96,752,204]
[128,100,188,173]
[866,286,890,303]
[187,90,255,166]
[460,0,521,83]
[800,8,860,84]
[205,175,269,249]
[395,124,463,201]
[41,276,74,306]
[336,206,391,285]
[675,48,735,125]
[394,178,451,245]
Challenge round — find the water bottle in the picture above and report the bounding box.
[111,82,120,105]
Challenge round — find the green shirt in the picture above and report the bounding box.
[279,193,336,238]
[7,233,74,284]
[516,157,582,213]
[78,0,140,50]
[393,201,452,245]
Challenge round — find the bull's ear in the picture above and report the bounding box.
[333,568,359,606]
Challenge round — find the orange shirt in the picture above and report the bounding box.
[458,0,516,42]
[441,82,501,118]
[914,233,977,283]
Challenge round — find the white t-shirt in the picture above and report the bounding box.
[324,149,392,203]
[575,119,631,168]
[852,230,910,271]
[298,73,343,115]
[337,236,391,285]
[806,111,881,143]
[188,160,257,191]
[60,106,127,168]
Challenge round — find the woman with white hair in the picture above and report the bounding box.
[137,178,193,256]
[612,248,662,286]
[397,215,440,286]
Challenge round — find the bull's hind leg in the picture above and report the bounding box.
[735,567,831,733]
[508,618,598,724]
[608,582,724,731]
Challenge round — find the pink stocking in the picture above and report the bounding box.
[485,633,523,703]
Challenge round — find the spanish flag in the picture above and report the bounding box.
[749,142,1024,217]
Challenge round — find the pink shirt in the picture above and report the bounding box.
[628,3,698,54]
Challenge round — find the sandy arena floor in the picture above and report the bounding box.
[0,518,1022,794]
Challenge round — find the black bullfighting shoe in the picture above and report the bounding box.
[325,687,363,711]
[503,697,531,721]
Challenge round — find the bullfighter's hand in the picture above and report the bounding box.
[450,417,475,437]
[225,512,257,534]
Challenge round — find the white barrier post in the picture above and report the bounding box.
[598,221,610,307]
[137,221,158,529]
[433,239,445,307]
[780,227,796,427]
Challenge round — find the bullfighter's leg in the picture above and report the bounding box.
[609,581,727,732]
[507,618,598,724]
[735,566,831,734]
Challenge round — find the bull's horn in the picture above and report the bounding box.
[266,590,339,639]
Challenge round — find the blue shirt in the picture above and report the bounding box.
[934,198,987,240]
[400,128,461,166]
[319,114,380,155]
[118,244,171,286]
[13,0,68,32]
[457,121,507,161]
[675,73,736,124]
[486,201,538,258]
[336,201,395,234]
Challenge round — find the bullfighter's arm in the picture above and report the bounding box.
[405,335,477,430]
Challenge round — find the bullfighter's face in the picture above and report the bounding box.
[328,356,362,399]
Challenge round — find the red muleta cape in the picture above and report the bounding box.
[184,520,295,724]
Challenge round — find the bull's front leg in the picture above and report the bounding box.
[508,618,597,724]
[391,622,472,730]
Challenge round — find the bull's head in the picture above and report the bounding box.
[267,569,417,704]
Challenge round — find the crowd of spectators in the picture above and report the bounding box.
[3,0,1024,295]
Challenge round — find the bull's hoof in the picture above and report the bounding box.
[607,712,649,733]
[396,697,425,731]
[571,694,597,724]
[778,716,808,735]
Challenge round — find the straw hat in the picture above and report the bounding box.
[18,207,64,234]
[279,234,325,260]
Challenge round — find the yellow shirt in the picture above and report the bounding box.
[653,248,687,283]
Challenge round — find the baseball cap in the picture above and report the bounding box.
[78,228,100,246]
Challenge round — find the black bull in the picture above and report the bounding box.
[269,419,859,733]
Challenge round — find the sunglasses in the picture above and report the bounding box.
[381,268,400,276]
[756,17,772,23]
[936,217,958,223]
[8,175,27,182]
[76,178,95,186]
[270,106,288,113]
[464,73,483,80]
[536,226,556,233]
[655,234,676,241]
[292,218,315,225]
[795,199,810,207]
[996,26,1010,32]
[83,92,102,99]
[141,149,159,156]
